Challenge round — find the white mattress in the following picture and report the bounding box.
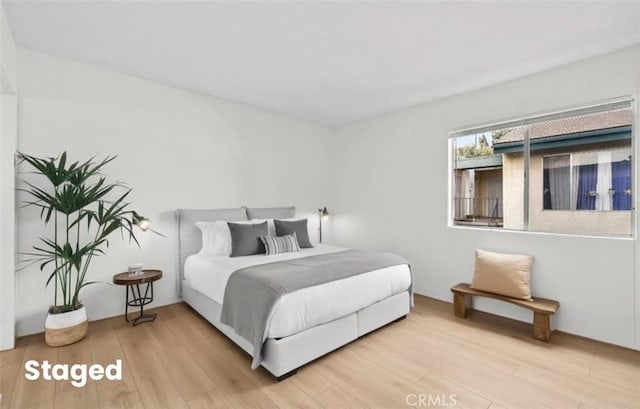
[184,244,411,339]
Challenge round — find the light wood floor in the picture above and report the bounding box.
[1,296,639,409]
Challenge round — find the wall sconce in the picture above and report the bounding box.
[318,206,329,243]
[132,211,150,232]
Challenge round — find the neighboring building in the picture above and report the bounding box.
[453,109,632,236]
[452,149,503,227]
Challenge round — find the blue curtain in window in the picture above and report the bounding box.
[576,164,597,210]
[612,160,631,210]
[543,169,552,210]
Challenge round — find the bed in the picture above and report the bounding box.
[177,206,412,380]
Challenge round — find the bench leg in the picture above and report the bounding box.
[533,312,551,342]
[453,293,467,318]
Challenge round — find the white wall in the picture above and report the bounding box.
[0,2,18,351]
[11,41,640,350]
[331,46,640,350]
[15,48,333,336]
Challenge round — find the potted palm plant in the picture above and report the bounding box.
[18,151,143,347]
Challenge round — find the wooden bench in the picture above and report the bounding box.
[450,283,560,342]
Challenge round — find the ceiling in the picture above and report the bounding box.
[4,1,640,126]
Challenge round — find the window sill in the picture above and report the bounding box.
[447,223,635,241]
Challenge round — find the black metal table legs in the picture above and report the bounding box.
[124,282,157,325]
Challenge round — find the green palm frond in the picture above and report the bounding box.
[17,151,147,311]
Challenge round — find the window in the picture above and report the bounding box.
[450,99,633,237]
[452,127,523,228]
[543,149,632,211]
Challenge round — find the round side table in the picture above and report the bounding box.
[113,269,163,326]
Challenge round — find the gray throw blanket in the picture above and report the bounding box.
[220,249,412,369]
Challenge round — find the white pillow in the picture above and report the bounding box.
[196,220,266,256]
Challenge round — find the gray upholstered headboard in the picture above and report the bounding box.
[176,207,248,295]
[246,206,296,220]
[175,206,296,295]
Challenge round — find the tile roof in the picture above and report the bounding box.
[493,109,632,144]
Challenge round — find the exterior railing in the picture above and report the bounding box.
[454,197,503,222]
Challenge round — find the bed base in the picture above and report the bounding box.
[182,280,410,379]
[275,369,298,382]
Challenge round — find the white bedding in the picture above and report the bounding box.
[184,244,411,339]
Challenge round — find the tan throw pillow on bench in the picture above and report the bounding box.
[471,249,533,301]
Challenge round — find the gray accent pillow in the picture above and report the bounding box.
[228,221,268,257]
[247,206,296,220]
[274,219,313,248]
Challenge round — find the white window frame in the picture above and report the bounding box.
[448,96,635,238]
